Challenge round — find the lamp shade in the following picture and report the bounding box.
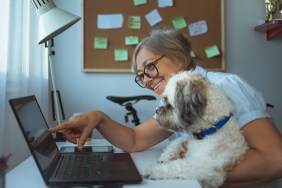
[30,0,81,44]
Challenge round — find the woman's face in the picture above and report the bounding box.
[135,48,183,96]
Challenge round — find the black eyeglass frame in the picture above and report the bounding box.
[134,55,165,88]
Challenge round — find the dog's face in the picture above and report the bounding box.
[156,71,208,132]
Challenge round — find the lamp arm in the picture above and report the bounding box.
[48,39,62,125]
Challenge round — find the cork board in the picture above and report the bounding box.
[83,0,225,72]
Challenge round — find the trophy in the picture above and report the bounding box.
[265,0,278,21]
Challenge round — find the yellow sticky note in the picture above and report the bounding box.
[94,37,108,49]
[172,16,187,29]
[125,36,139,45]
[129,16,141,29]
[114,49,128,61]
[205,45,220,58]
[133,0,147,6]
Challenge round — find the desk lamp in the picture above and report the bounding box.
[30,0,81,140]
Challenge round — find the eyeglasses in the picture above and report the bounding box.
[135,55,165,88]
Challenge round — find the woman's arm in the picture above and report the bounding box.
[223,118,282,187]
[49,110,172,152]
[97,113,172,152]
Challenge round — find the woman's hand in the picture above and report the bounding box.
[49,110,103,150]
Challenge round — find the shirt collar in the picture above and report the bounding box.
[194,65,208,77]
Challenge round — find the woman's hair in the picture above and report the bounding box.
[132,27,195,74]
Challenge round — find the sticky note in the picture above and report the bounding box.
[129,16,141,29]
[158,0,173,8]
[94,37,108,49]
[125,36,139,45]
[114,49,128,61]
[133,0,147,6]
[97,14,124,29]
[205,45,220,58]
[172,16,187,29]
[145,9,163,27]
[190,50,196,58]
[131,62,135,73]
[188,20,208,36]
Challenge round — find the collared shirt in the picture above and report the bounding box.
[154,66,270,134]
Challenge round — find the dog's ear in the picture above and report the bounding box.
[174,78,207,126]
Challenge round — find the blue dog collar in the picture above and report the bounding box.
[193,114,232,140]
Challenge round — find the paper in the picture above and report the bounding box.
[158,0,173,8]
[125,36,139,45]
[172,16,187,29]
[145,9,163,27]
[94,37,108,49]
[133,0,147,6]
[97,14,123,29]
[128,16,141,29]
[205,45,220,58]
[190,50,196,58]
[188,20,208,36]
[114,49,128,61]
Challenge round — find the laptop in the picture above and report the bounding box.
[9,95,142,187]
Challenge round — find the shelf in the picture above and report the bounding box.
[254,20,282,40]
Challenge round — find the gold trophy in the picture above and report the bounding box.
[265,0,278,21]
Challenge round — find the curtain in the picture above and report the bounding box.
[0,1,49,171]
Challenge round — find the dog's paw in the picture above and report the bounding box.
[143,163,184,180]
[143,166,164,180]
[143,164,176,180]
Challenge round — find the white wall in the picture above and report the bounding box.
[225,0,282,133]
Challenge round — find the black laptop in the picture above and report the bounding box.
[9,95,142,187]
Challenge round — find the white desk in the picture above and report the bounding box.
[6,139,201,188]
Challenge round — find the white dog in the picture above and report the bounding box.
[143,71,249,188]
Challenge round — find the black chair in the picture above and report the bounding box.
[106,95,156,126]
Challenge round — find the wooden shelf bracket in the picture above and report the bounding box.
[254,20,282,40]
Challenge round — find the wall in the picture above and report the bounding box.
[225,0,282,134]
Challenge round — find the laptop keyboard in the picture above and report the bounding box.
[56,154,105,179]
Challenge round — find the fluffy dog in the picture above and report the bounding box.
[143,71,249,188]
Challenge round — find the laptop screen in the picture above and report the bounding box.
[9,96,60,175]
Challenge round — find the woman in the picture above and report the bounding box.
[49,27,282,187]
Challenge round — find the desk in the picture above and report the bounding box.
[6,139,201,188]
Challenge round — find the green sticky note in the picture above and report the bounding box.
[133,0,147,6]
[190,50,196,58]
[131,62,135,73]
[129,16,141,29]
[125,36,139,45]
[172,17,187,29]
[94,37,108,49]
[205,45,220,58]
[114,49,128,61]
